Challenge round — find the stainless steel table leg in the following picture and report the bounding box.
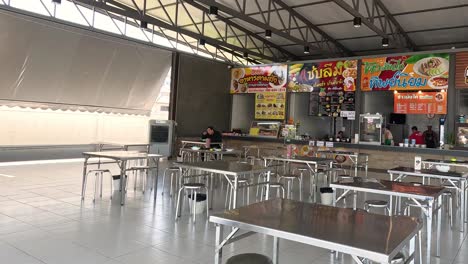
[81,156,89,200]
[426,199,433,264]
[461,180,466,232]
[436,197,442,257]
[273,236,279,264]
[215,224,223,264]
[232,176,238,209]
[409,235,416,264]
[120,160,127,206]
[265,170,271,200]
[153,158,160,202]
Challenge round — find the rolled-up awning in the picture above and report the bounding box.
[0,10,172,115]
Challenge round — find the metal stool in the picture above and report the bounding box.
[226,253,272,264]
[403,199,428,216]
[364,200,390,215]
[390,252,405,264]
[175,182,209,222]
[126,165,151,193]
[82,169,112,202]
[225,177,250,209]
[260,182,286,201]
[278,174,302,200]
[161,166,182,197]
[293,167,313,197]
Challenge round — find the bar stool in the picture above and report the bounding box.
[441,190,453,227]
[364,200,390,215]
[175,182,209,222]
[161,166,182,197]
[127,165,150,193]
[225,177,250,209]
[260,182,286,201]
[293,167,312,197]
[85,169,113,202]
[278,174,302,200]
[226,253,272,264]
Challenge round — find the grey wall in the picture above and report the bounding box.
[175,54,231,136]
[231,94,255,133]
[288,93,332,139]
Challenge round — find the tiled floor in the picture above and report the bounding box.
[0,160,466,264]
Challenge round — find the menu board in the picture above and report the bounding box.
[287,60,357,92]
[230,65,287,94]
[315,91,355,117]
[255,92,286,120]
[394,91,447,114]
[456,52,468,88]
[361,53,450,91]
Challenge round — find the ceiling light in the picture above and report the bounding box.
[265,29,272,39]
[304,46,310,54]
[243,52,248,58]
[353,17,361,28]
[199,39,206,46]
[382,38,389,47]
[209,6,218,17]
[140,21,148,29]
[52,0,61,4]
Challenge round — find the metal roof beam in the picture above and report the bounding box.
[194,0,343,57]
[271,0,353,56]
[71,0,275,62]
[184,0,298,60]
[331,0,410,50]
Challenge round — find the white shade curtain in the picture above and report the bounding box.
[0,10,172,115]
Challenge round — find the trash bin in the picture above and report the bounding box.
[320,187,334,205]
[188,193,207,214]
[112,175,121,191]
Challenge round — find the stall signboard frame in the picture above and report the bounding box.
[361,53,450,91]
[394,91,447,114]
[230,65,287,94]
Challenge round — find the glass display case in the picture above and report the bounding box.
[249,121,281,138]
[455,123,468,148]
[359,114,383,145]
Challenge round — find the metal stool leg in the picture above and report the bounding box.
[175,187,185,220]
[99,172,103,198]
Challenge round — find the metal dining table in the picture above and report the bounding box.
[210,198,422,264]
[422,159,468,171]
[331,178,445,264]
[81,151,163,205]
[388,166,468,232]
[179,148,242,162]
[317,150,369,177]
[264,155,334,201]
[180,140,223,149]
[175,160,272,209]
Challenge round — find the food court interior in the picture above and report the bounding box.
[1,1,468,264]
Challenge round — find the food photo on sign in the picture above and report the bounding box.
[361,53,449,91]
[230,65,287,94]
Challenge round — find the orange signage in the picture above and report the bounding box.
[394,92,447,114]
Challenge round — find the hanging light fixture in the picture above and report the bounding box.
[199,39,206,46]
[52,0,61,4]
[353,17,361,28]
[243,52,249,58]
[304,46,310,54]
[382,37,389,47]
[265,29,272,39]
[209,6,218,17]
[140,21,148,29]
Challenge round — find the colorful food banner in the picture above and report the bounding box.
[455,52,468,88]
[394,91,447,114]
[255,92,286,120]
[287,60,358,92]
[230,65,287,93]
[361,53,450,91]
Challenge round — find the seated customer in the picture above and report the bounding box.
[201,126,222,148]
[409,126,424,145]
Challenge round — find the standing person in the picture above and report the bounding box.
[383,125,394,145]
[201,126,222,149]
[409,126,424,145]
[423,125,438,148]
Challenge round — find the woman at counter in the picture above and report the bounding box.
[383,125,394,145]
[409,126,424,145]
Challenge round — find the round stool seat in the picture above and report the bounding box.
[296,168,309,171]
[183,183,205,189]
[167,166,181,171]
[365,200,388,207]
[390,252,405,264]
[88,169,111,173]
[442,190,452,196]
[226,253,272,264]
[237,178,249,183]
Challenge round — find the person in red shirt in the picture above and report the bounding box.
[409,126,424,145]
